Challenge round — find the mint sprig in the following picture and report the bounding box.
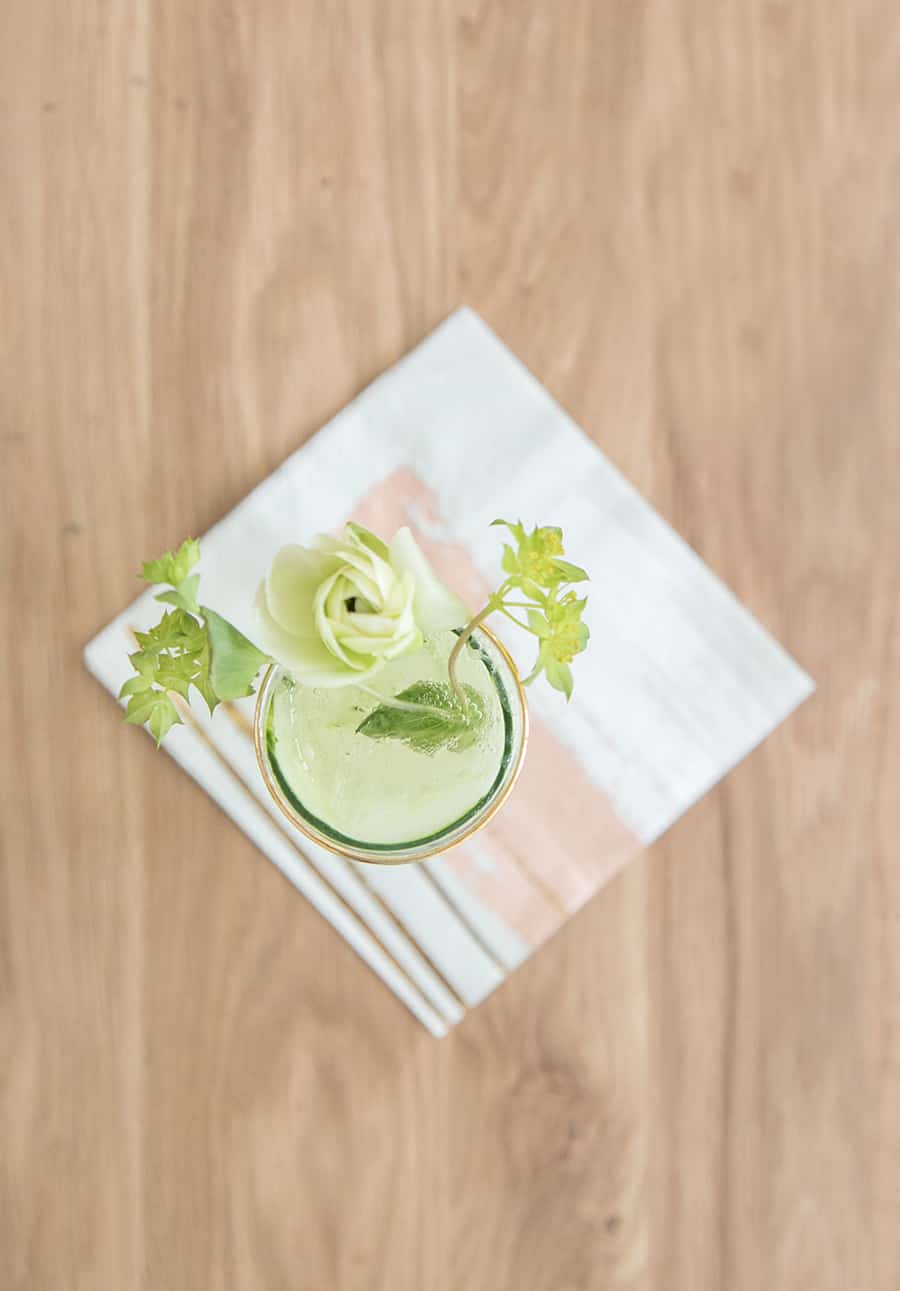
[448,520,590,704]
[121,538,270,744]
[356,681,486,754]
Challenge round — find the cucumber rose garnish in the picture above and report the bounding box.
[255,524,468,687]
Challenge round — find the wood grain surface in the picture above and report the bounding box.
[2,2,899,1288]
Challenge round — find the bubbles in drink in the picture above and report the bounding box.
[268,631,509,846]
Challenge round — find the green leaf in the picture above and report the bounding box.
[153,660,193,700]
[519,576,546,602]
[544,658,574,700]
[123,689,161,724]
[128,648,159,680]
[154,573,201,614]
[134,609,189,653]
[154,590,184,609]
[527,609,551,638]
[356,681,486,755]
[190,640,220,715]
[174,612,206,654]
[147,694,182,744]
[141,537,201,588]
[192,670,220,716]
[550,558,589,584]
[501,544,520,576]
[123,689,183,744]
[118,674,151,699]
[203,607,270,701]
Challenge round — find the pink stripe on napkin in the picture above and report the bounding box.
[353,469,641,947]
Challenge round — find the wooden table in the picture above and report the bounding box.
[3,3,899,1288]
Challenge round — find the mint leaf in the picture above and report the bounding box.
[356,681,486,755]
[141,537,201,588]
[203,607,270,701]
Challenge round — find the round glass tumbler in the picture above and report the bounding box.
[254,627,528,865]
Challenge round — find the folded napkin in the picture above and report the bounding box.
[85,308,813,1035]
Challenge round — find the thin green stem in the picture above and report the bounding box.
[447,602,496,709]
[495,605,541,635]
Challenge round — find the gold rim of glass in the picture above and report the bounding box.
[254,625,529,865]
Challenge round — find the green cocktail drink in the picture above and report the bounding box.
[255,627,527,864]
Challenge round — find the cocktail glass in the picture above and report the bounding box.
[254,627,528,865]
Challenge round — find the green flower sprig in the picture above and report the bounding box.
[121,538,269,744]
[446,519,590,704]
